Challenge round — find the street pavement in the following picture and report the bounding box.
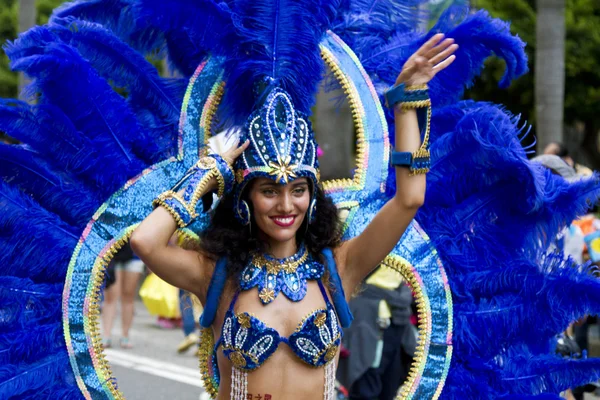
[102,300,209,400]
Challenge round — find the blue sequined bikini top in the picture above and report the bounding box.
[199,249,354,375]
[216,279,342,371]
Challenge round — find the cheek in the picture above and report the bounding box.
[295,194,311,214]
[251,195,274,218]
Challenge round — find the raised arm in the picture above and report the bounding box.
[339,34,458,292]
[130,140,248,298]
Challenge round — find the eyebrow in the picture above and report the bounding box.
[257,180,309,188]
[290,181,309,187]
[258,181,278,188]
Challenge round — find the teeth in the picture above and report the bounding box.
[274,217,293,224]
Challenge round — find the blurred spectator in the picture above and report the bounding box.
[337,266,416,400]
[543,142,593,176]
[102,243,144,349]
[177,290,199,354]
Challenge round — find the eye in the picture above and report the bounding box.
[293,187,307,196]
[261,189,277,197]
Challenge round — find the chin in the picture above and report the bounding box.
[264,226,300,243]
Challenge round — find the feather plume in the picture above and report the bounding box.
[0,352,77,399]
[0,143,99,227]
[7,23,177,164]
[0,181,77,283]
[335,7,528,107]
[7,41,149,191]
[50,18,184,125]
[52,0,164,54]
[219,0,343,124]
[53,0,206,75]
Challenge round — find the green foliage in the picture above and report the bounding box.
[469,0,600,133]
[0,0,66,99]
[0,0,18,98]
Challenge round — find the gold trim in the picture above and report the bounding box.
[203,82,225,142]
[89,231,137,400]
[251,248,309,275]
[199,327,219,398]
[320,47,367,192]
[380,255,428,400]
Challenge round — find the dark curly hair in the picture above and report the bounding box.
[198,182,341,280]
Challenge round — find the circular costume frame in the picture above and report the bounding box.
[62,32,453,400]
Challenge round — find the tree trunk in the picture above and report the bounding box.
[17,0,36,99]
[535,0,566,152]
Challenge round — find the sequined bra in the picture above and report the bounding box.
[216,279,342,371]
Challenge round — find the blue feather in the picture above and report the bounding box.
[0,352,78,399]
[50,18,183,125]
[53,0,203,75]
[219,0,343,124]
[335,8,528,107]
[6,41,149,191]
[0,181,78,283]
[0,143,98,227]
[52,0,165,54]
[7,23,176,165]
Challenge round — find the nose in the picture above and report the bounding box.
[277,192,294,214]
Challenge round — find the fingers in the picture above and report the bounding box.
[425,38,455,60]
[417,33,445,56]
[231,139,249,159]
[429,43,459,66]
[433,55,456,73]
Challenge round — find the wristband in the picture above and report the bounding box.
[153,156,234,228]
[385,83,431,175]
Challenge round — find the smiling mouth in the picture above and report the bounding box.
[270,216,297,227]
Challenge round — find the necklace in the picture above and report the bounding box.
[240,245,325,304]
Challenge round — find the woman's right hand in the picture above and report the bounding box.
[220,139,250,166]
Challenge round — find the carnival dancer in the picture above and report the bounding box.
[130,35,457,400]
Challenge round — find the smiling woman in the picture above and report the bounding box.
[249,178,311,244]
[3,1,600,400]
[129,24,454,396]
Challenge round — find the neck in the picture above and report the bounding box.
[261,236,298,259]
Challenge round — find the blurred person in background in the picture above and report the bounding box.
[102,243,144,349]
[337,266,416,400]
[543,141,593,177]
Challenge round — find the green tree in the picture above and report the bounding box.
[470,0,600,169]
[0,0,65,99]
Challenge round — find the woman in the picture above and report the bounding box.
[131,34,457,400]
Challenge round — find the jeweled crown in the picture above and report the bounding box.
[233,84,320,225]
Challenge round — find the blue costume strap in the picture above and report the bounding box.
[390,151,413,167]
[316,279,333,307]
[321,248,354,328]
[199,257,228,328]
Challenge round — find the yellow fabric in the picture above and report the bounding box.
[378,300,392,319]
[366,266,404,290]
[139,274,181,318]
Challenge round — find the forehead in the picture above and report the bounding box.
[253,177,309,187]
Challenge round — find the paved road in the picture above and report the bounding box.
[102,300,209,400]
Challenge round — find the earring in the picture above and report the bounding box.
[308,198,317,224]
[237,200,251,226]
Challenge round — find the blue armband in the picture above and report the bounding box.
[385,83,431,175]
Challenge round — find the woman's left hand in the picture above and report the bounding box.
[395,33,458,87]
